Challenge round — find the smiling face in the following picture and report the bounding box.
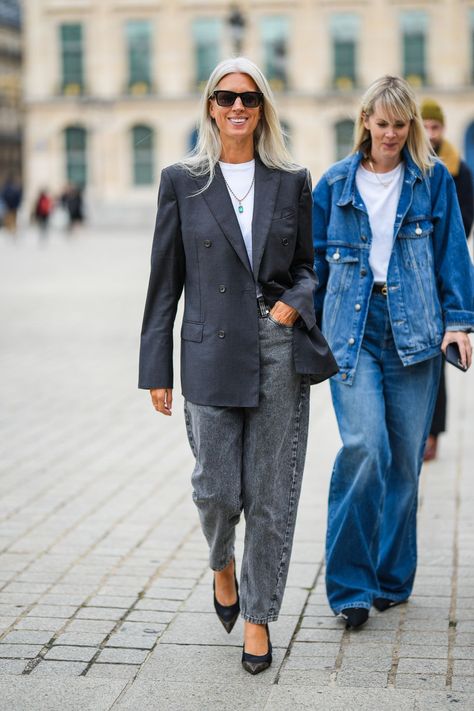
[363,101,411,166]
[209,72,262,159]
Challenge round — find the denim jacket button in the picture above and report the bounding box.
[355,304,361,311]
[333,251,341,260]
[341,373,348,380]
[361,269,367,277]
[361,235,368,242]
[348,337,355,345]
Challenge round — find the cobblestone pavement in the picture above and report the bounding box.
[0,226,473,710]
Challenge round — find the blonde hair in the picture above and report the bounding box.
[181,57,299,191]
[353,75,435,173]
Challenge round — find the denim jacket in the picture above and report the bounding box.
[313,148,474,385]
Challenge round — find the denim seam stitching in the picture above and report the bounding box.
[267,376,307,619]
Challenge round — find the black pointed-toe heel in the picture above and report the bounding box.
[213,566,240,634]
[373,597,407,612]
[341,607,369,629]
[242,624,272,675]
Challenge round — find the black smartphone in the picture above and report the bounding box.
[444,342,468,372]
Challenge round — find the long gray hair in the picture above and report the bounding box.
[181,57,299,192]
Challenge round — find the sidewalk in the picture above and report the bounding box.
[0,227,473,710]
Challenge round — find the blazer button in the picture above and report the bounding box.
[218,330,225,338]
[219,285,226,293]
[282,238,289,246]
[204,240,212,248]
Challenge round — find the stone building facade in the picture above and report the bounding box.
[23,0,474,226]
[0,0,22,184]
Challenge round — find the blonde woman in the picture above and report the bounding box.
[313,75,473,629]
[139,57,336,672]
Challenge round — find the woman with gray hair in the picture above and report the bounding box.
[139,57,336,673]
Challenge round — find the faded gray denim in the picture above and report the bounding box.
[184,316,310,624]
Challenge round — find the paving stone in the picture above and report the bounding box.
[452,677,474,692]
[0,677,128,711]
[294,627,344,643]
[344,642,394,657]
[87,596,137,609]
[276,668,333,686]
[0,659,28,674]
[125,610,174,624]
[44,646,98,663]
[96,648,148,665]
[29,606,79,619]
[454,659,474,675]
[400,631,448,646]
[340,655,392,672]
[283,655,337,671]
[53,632,106,647]
[105,633,158,650]
[86,663,139,679]
[397,658,448,675]
[289,642,340,658]
[66,620,117,634]
[75,608,125,622]
[30,661,88,676]
[0,644,43,659]
[395,674,448,690]
[14,618,64,632]
[453,646,474,659]
[1,630,54,645]
[336,670,389,688]
[134,598,181,613]
[398,644,448,659]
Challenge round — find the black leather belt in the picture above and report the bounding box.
[373,283,388,296]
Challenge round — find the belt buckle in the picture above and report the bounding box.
[381,284,388,296]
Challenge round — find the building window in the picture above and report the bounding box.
[60,23,84,95]
[65,126,87,186]
[126,20,152,94]
[193,18,222,88]
[401,11,427,86]
[260,16,289,90]
[335,120,354,161]
[330,14,360,90]
[132,125,154,186]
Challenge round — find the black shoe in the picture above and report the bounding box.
[242,624,272,675]
[213,565,240,634]
[341,607,369,629]
[373,597,406,612]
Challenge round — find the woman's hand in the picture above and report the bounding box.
[269,301,299,326]
[441,331,472,370]
[150,388,173,416]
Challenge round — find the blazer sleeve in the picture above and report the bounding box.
[278,170,317,330]
[138,169,185,389]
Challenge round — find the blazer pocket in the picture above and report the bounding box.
[181,321,204,342]
[272,207,296,221]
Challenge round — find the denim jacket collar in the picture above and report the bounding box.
[336,147,423,208]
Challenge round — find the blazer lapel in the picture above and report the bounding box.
[200,165,252,274]
[252,158,281,280]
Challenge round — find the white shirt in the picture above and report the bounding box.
[356,162,405,283]
[219,159,255,271]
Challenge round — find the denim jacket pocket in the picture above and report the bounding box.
[325,248,360,295]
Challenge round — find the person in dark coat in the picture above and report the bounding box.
[1,175,22,233]
[421,99,474,461]
[139,56,336,674]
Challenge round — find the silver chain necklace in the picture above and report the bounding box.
[368,159,395,189]
[223,173,255,213]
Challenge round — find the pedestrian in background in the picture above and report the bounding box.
[139,57,336,673]
[33,189,54,237]
[421,98,474,461]
[1,174,22,234]
[313,76,473,629]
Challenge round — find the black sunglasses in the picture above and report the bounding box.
[211,90,263,108]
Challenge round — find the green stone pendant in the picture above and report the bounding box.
[238,205,244,213]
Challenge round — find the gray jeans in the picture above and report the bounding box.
[184,315,310,623]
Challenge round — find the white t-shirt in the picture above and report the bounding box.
[355,162,405,283]
[219,159,255,271]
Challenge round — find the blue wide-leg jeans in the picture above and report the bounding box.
[326,292,441,614]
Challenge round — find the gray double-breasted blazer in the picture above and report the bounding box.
[139,156,337,407]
